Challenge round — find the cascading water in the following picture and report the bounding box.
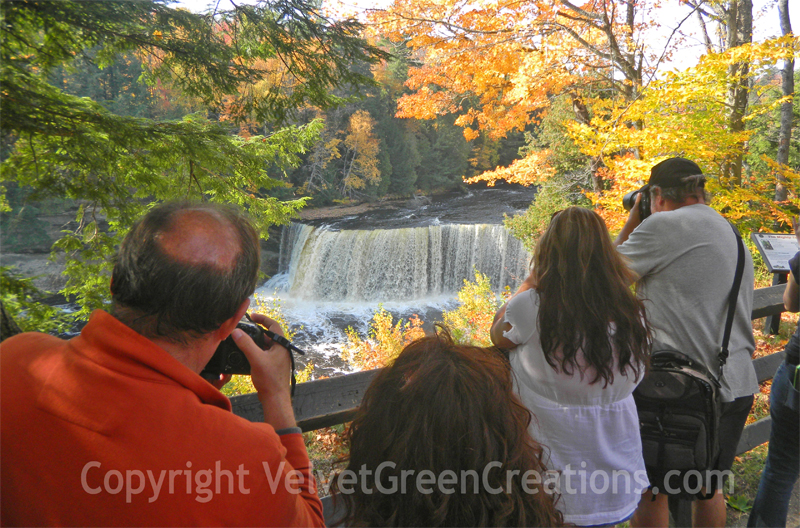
[275,223,530,302]
[254,186,537,377]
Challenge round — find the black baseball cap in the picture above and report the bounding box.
[649,157,705,188]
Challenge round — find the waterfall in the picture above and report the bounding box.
[275,223,531,302]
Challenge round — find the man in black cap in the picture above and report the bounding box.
[615,157,759,528]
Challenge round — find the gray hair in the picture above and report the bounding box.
[649,174,710,204]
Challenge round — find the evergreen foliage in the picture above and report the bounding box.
[0,266,72,334]
[0,0,388,325]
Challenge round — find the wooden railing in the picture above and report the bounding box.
[230,284,789,527]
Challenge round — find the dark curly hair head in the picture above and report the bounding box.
[332,327,564,527]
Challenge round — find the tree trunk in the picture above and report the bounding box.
[1,301,22,342]
[570,92,605,194]
[341,146,357,197]
[724,0,753,187]
[775,0,794,202]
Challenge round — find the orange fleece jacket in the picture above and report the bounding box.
[1,310,324,527]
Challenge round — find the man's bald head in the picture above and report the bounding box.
[111,202,260,343]
[157,210,241,269]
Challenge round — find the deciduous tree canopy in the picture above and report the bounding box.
[370,0,799,228]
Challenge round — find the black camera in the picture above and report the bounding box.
[202,320,267,375]
[623,185,651,221]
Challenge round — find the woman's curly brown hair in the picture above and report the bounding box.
[331,327,564,527]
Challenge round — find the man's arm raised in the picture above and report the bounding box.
[615,192,643,247]
[232,313,325,527]
[232,313,296,430]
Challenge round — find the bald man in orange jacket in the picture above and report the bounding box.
[1,202,324,527]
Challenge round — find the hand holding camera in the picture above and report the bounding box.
[622,184,651,223]
[204,319,267,376]
[230,313,298,430]
[204,314,306,377]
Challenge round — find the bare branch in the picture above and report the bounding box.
[558,0,604,21]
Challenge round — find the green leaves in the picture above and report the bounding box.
[0,1,385,330]
[505,175,588,253]
[214,0,389,124]
[3,0,386,125]
[2,114,323,321]
[0,266,72,334]
[725,493,751,513]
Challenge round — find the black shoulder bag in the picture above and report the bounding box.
[633,222,745,499]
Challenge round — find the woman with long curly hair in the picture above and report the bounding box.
[491,206,652,526]
[330,328,564,527]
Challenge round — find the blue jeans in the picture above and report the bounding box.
[747,360,800,527]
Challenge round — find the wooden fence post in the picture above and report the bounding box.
[764,273,787,334]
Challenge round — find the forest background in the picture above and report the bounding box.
[1,0,798,333]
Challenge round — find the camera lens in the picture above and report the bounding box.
[623,190,640,212]
[227,351,248,369]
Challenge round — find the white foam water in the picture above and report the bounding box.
[256,222,531,378]
[275,223,529,302]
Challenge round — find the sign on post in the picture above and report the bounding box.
[751,232,799,334]
[751,232,800,273]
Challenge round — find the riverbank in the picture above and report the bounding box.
[297,201,400,221]
[292,193,442,222]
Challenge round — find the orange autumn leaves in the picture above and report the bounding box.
[369,0,657,140]
[368,0,799,229]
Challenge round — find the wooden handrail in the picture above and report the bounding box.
[752,284,786,319]
[231,369,380,431]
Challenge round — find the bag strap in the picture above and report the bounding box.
[718,222,746,379]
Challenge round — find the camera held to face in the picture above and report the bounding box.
[623,184,651,221]
[202,320,267,375]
